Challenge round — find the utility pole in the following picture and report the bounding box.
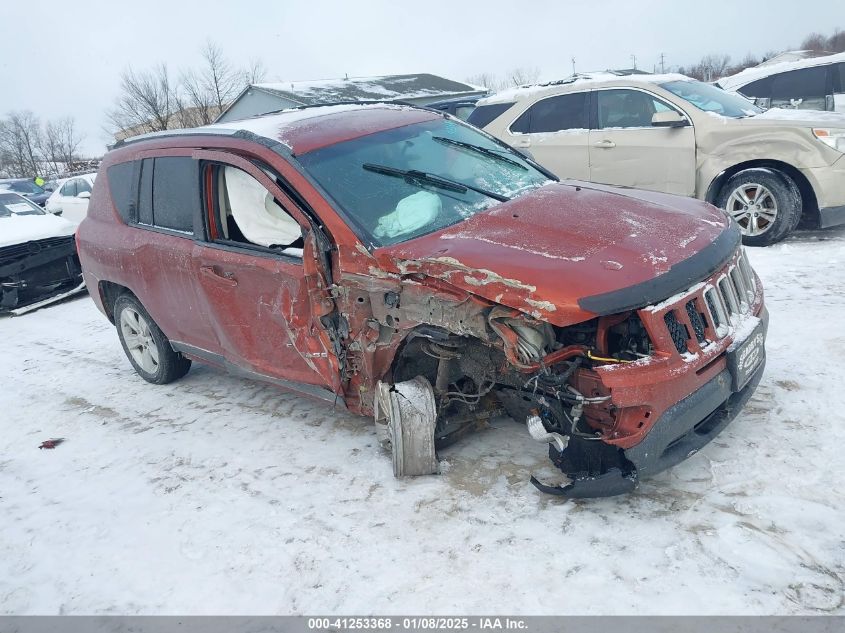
[572,57,576,75]
[631,54,637,70]
[659,53,666,73]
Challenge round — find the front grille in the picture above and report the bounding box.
[0,235,75,263]
[648,249,758,356]
[685,300,707,343]
[664,310,689,354]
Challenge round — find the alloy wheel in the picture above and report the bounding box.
[725,183,778,236]
[120,308,159,374]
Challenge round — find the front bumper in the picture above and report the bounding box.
[0,238,84,313]
[819,204,845,229]
[533,306,768,498]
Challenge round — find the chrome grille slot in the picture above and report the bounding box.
[704,287,729,338]
[718,276,738,314]
[729,267,748,311]
[738,252,756,297]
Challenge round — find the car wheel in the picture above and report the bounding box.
[717,168,802,246]
[114,294,191,384]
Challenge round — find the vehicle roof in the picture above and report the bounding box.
[121,103,442,156]
[718,50,845,92]
[478,72,693,105]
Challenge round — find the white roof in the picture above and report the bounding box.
[479,72,692,105]
[718,51,845,92]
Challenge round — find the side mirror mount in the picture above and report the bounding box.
[77,191,91,199]
[652,111,689,128]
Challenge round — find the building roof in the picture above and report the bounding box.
[246,73,486,106]
[718,50,845,92]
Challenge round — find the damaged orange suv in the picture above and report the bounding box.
[77,103,767,497]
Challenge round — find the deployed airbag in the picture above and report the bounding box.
[373,191,441,239]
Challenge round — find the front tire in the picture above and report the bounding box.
[717,168,802,246]
[114,294,191,384]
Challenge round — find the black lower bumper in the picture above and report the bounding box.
[533,309,768,498]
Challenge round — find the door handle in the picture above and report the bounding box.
[512,138,531,148]
[200,265,238,287]
[593,139,616,148]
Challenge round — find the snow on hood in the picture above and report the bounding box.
[752,107,845,126]
[376,182,730,326]
[0,213,78,248]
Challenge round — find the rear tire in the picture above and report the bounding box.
[114,294,191,384]
[717,168,802,246]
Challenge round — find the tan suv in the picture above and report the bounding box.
[471,72,845,245]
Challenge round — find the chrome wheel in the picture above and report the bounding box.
[120,307,159,374]
[725,183,778,236]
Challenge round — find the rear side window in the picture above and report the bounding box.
[60,180,77,197]
[136,157,198,234]
[771,66,829,99]
[510,92,589,133]
[107,162,136,223]
[467,102,514,128]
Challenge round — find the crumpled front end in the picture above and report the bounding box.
[524,247,767,497]
[0,236,85,314]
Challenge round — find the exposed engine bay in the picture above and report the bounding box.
[375,307,654,497]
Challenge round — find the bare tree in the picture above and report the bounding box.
[245,58,268,85]
[0,111,43,177]
[198,41,245,111]
[827,29,845,53]
[800,32,828,52]
[465,72,502,91]
[508,66,541,87]
[679,54,732,81]
[108,64,178,136]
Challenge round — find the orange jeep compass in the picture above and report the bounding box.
[77,103,767,497]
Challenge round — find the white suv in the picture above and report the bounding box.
[471,72,845,245]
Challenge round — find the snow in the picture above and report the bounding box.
[718,51,845,92]
[0,209,78,247]
[255,75,487,102]
[2,227,845,615]
[754,108,845,124]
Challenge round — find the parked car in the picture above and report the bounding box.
[424,96,481,120]
[471,72,845,245]
[0,178,50,207]
[45,173,97,223]
[78,103,767,498]
[0,192,85,314]
[717,51,845,112]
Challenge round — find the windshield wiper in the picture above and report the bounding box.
[362,163,510,202]
[432,136,528,170]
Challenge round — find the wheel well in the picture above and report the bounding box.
[98,281,133,324]
[706,159,819,225]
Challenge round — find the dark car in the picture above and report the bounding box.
[423,96,481,120]
[0,192,85,313]
[76,103,766,498]
[0,178,50,207]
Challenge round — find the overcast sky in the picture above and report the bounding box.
[1,0,841,155]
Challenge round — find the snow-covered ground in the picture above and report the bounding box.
[2,227,844,615]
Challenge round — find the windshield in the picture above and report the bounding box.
[0,180,45,195]
[0,192,47,217]
[298,118,553,246]
[660,80,762,118]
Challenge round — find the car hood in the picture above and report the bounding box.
[742,108,845,128]
[375,182,736,326]
[0,214,78,248]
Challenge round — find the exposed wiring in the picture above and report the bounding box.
[587,350,633,364]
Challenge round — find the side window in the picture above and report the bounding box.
[834,63,845,93]
[510,92,588,134]
[138,159,154,225]
[596,89,677,129]
[467,102,515,128]
[107,162,136,223]
[60,180,77,197]
[454,105,475,121]
[770,66,829,109]
[739,76,772,99]
[210,164,303,255]
[151,157,198,233]
[76,178,92,194]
